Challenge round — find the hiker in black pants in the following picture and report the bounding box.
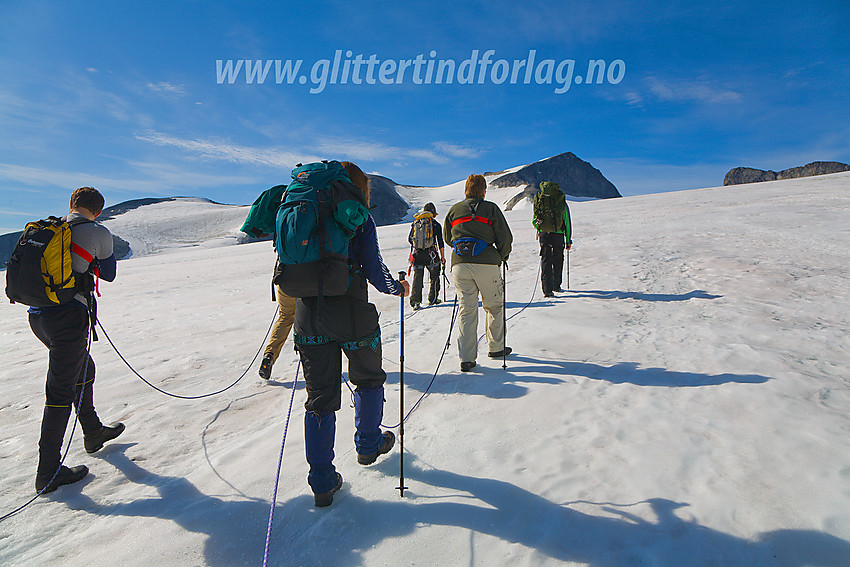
[292,162,410,507]
[407,202,446,310]
[532,181,572,297]
[26,187,125,494]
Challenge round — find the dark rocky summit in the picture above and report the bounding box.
[489,152,621,198]
[723,161,850,186]
[489,152,620,210]
[366,174,410,226]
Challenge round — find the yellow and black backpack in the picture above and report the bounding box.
[411,211,436,250]
[5,216,92,307]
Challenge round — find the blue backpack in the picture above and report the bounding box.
[274,161,369,298]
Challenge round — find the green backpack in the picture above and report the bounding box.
[533,182,566,233]
[241,184,287,238]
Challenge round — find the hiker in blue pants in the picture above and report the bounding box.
[293,162,410,507]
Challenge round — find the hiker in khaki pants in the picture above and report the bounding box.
[259,287,296,379]
[443,174,513,372]
[452,264,505,363]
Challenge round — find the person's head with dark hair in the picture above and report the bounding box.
[423,202,437,216]
[464,174,486,199]
[69,187,105,217]
[341,161,370,206]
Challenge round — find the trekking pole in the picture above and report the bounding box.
[567,247,570,290]
[502,261,507,370]
[396,271,408,497]
[441,265,447,303]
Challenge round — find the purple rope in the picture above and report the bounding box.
[262,361,300,567]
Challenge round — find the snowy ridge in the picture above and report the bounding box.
[1,172,849,566]
[100,197,250,258]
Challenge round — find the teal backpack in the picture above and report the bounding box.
[274,161,369,298]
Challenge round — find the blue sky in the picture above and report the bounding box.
[1,0,848,234]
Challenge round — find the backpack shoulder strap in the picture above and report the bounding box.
[65,218,97,265]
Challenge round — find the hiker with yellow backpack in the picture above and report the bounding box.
[6,187,125,494]
[407,202,445,310]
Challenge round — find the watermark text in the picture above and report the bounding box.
[215,50,625,94]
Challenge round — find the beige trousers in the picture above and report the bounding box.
[452,263,505,363]
[264,287,297,362]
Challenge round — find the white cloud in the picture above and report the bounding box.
[404,148,446,163]
[647,77,742,104]
[432,142,482,159]
[135,132,321,169]
[312,139,399,162]
[136,131,487,169]
[624,91,644,107]
[146,82,186,96]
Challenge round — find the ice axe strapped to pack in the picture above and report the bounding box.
[273,161,369,298]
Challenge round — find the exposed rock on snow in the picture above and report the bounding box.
[724,161,850,186]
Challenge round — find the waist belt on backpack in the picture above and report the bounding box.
[449,215,492,227]
[294,328,380,351]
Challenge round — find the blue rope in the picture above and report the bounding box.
[96,306,278,400]
[262,361,300,567]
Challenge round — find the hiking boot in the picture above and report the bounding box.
[36,465,88,494]
[543,291,554,298]
[357,431,395,465]
[428,298,442,306]
[314,472,343,508]
[84,422,125,454]
[258,354,274,380]
[412,303,421,311]
[460,361,476,372]
[554,286,564,292]
[488,347,512,358]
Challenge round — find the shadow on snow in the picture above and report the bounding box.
[63,447,849,567]
[559,289,723,302]
[384,356,770,401]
